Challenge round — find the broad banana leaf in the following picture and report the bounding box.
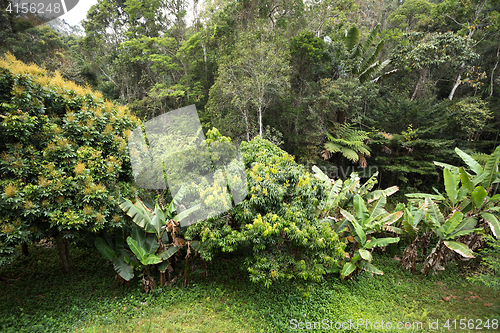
[344,26,359,51]
[95,237,117,261]
[358,261,383,275]
[441,211,463,236]
[443,241,474,258]
[158,246,179,260]
[112,255,134,281]
[444,168,459,206]
[424,198,445,227]
[340,209,366,245]
[365,185,398,203]
[447,216,477,238]
[481,212,500,238]
[364,237,399,249]
[174,203,201,223]
[406,193,446,201]
[369,195,387,220]
[471,186,487,208]
[358,249,372,262]
[119,198,155,233]
[481,146,500,189]
[353,195,369,226]
[359,40,385,74]
[341,262,356,278]
[360,23,380,54]
[127,237,162,265]
[455,148,483,175]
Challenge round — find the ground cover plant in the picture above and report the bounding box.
[0,242,499,332]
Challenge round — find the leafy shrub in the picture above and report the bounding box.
[468,234,500,289]
[186,137,345,287]
[0,53,138,268]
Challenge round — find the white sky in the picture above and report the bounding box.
[59,0,196,27]
[59,0,99,26]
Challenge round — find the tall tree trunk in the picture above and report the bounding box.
[449,62,466,101]
[411,68,428,101]
[55,233,69,273]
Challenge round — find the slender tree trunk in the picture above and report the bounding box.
[448,73,462,101]
[411,68,428,101]
[449,61,467,101]
[490,42,500,97]
[21,243,29,256]
[55,233,69,273]
[258,105,263,138]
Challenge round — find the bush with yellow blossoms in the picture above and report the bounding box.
[0,54,138,268]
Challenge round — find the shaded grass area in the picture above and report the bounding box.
[0,242,499,332]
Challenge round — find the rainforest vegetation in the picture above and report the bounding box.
[1,0,500,331]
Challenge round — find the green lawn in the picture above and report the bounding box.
[0,242,498,332]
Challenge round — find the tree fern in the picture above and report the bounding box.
[322,123,371,166]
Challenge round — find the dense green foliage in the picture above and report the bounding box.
[1,2,500,329]
[187,137,345,287]
[0,54,138,267]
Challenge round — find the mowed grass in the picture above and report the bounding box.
[0,242,499,332]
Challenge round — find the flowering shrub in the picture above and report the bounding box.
[0,53,138,268]
[186,137,345,287]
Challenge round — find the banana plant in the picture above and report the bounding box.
[402,146,500,275]
[337,196,401,278]
[313,166,398,219]
[420,198,484,275]
[95,187,201,290]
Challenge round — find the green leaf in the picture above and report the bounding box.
[141,254,162,265]
[353,195,369,226]
[126,237,148,263]
[345,26,359,51]
[481,213,500,238]
[447,217,477,238]
[364,237,399,249]
[174,203,201,223]
[443,241,474,258]
[131,226,147,249]
[378,211,404,226]
[144,234,159,254]
[481,146,500,189]
[358,249,372,262]
[471,186,487,208]
[455,148,483,175]
[424,198,445,227]
[158,260,170,273]
[95,237,117,261]
[341,262,356,277]
[119,198,155,233]
[406,193,446,201]
[112,255,134,281]
[369,195,387,220]
[158,246,179,260]
[442,211,463,236]
[340,209,366,245]
[150,204,165,236]
[358,261,383,275]
[444,168,458,205]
